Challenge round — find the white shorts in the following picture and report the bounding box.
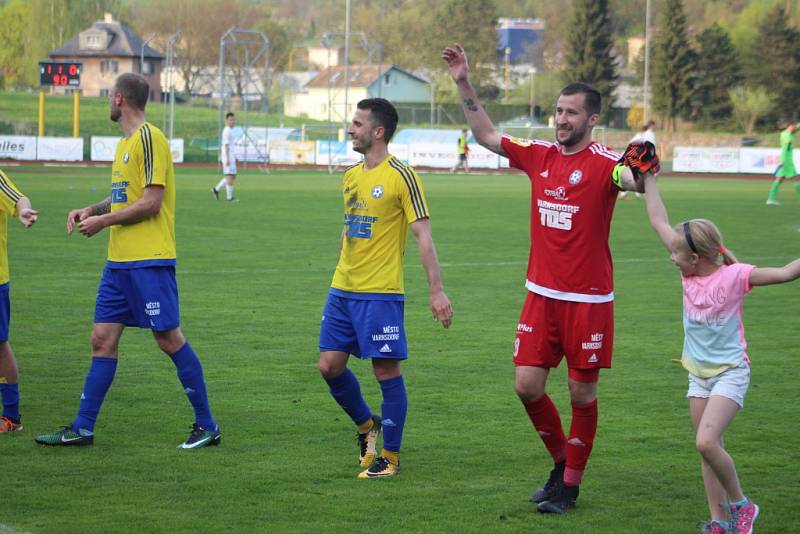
[687,361,750,408]
[223,162,237,176]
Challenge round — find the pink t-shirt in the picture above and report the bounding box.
[681,263,755,378]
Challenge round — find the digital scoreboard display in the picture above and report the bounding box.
[39,62,82,87]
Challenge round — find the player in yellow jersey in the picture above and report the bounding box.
[0,169,38,433]
[35,73,220,449]
[318,98,453,478]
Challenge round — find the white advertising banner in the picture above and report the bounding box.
[169,138,184,163]
[91,136,120,162]
[92,136,184,163]
[388,143,409,164]
[672,147,740,173]
[737,147,800,175]
[407,143,499,169]
[268,140,316,164]
[0,136,36,161]
[315,140,361,166]
[36,137,83,161]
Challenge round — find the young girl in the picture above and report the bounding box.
[642,173,800,534]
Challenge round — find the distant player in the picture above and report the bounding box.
[0,169,38,433]
[766,121,800,205]
[619,120,655,199]
[642,173,799,534]
[450,128,470,172]
[35,73,220,449]
[213,112,238,202]
[443,43,646,513]
[318,98,453,478]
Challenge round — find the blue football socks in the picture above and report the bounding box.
[379,375,407,453]
[72,356,118,432]
[324,368,372,426]
[171,342,217,430]
[0,383,20,420]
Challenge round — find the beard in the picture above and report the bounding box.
[556,123,588,147]
[110,106,121,122]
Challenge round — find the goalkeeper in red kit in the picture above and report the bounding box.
[443,43,657,514]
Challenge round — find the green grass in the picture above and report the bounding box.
[1,166,799,533]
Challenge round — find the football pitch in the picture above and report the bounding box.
[2,165,798,533]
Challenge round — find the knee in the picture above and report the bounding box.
[695,435,718,457]
[372,360,401,382]
[153,329,186,355]
[90,330,115,355]
[319,359,344,380]
[514,380,543,404]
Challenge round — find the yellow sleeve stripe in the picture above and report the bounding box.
[0,170,22,204]
[389,157,427,219]
[139,124,154,185]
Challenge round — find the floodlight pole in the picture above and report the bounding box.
[343,0,351,132]
[140,33,155,75]
[162,31,181,140]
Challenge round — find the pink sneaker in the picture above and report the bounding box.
[699,520,726,534]
[729,499,759,534]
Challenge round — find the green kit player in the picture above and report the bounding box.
[766,122,800,205]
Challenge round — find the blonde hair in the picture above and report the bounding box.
[674,218,738,265]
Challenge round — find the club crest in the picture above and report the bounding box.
[371,184,384,199]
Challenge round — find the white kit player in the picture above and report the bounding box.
[213,112,238,202]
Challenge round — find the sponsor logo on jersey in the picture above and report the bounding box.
[145,301,161,317]
[347,196,368,210]
[581,332,604,350]
[537,199,580,230]
[372,325,400,342]
[508,136,532,147]
[568,169,582,184]
[345,214,378,239]
[544,186,567,201]
[371,184,384,199]
[517,323,534,333]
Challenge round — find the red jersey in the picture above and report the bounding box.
[501,135,622,303]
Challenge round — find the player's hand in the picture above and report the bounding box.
[441,43,469,83]
[18,208,38,228]
[77,215,107,237]
[67,207,91,235]
[430,290,453,329]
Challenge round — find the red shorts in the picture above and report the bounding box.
[513,291,614,370]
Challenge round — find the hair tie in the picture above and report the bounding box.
[683,222,699,254]
[719,246,727,254]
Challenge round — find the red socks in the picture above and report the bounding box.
[564,399,598,486]
[523,394,566,463]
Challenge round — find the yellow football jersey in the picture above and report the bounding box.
[331,155,429,295]
[0,169,22,285]
[107,122,176,265]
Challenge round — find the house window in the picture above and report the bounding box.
[99,89,109,97]
[100,60,118,74]
[384,74,391,85]
[142,61,154,75]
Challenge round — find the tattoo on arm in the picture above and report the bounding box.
[90,198,111,216]
[463,98,479,112]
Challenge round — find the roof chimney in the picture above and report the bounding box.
[104,13,114,23]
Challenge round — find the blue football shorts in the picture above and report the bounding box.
[319,290,407,360]
[94,265,180,332]
[0,283,10,342]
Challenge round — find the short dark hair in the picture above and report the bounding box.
[560,82,601,116]
[114,73,150,110]
[226,112,235,119]
[356,98,399,142]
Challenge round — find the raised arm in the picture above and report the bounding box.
[749,258,800,286]
[642,174,678,251]
[410,218,453,329]
[442,44,505,157]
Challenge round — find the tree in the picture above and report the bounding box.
[729,86,775,135]
[0,0,32,88]
[561,0,618,119]
[750,4,800,119]
[652,0,696,130]
[694,23,740,125]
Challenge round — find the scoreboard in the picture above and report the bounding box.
[39,62,82,87]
